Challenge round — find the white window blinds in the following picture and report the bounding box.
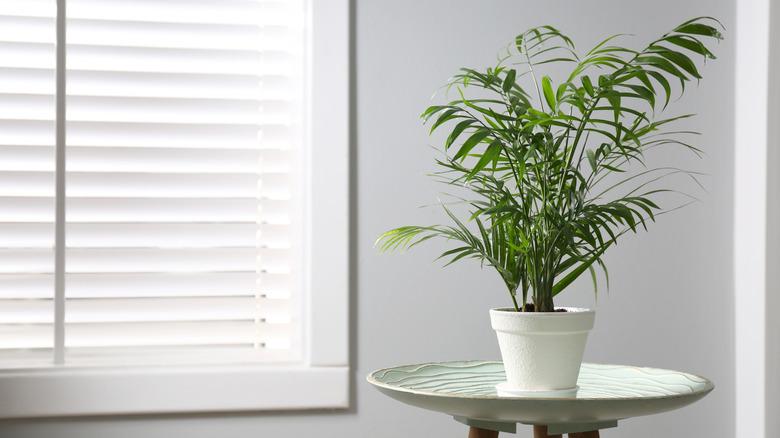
[0,0,305,366]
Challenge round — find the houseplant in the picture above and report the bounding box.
[377,17,723,394]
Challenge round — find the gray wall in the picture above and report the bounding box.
[1,1,735,437]
[767,0,779,434]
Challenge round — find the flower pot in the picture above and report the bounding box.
[489,307,595,395]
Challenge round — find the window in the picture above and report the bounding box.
[0,0,348,417]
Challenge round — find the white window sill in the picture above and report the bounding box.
[0,364,349,418]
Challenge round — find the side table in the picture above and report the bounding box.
[367,361,713,437]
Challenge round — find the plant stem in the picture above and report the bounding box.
[510,292,520,312]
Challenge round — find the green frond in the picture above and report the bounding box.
[379,17,722,312]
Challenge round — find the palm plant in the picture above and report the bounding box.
[377,18,723,312]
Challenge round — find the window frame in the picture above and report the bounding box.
[0,0,350,418]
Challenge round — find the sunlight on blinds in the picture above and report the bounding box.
[0,0,305,366]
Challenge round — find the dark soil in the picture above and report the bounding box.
[522,303,567,312]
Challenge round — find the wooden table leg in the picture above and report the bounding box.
[468,426,499,438]
[569,431,600,438]
[469,424,600,438]
[533,425,562,438]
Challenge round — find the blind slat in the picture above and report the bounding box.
[0,94,295,125]
[0,321,292,349]
[0,67,293,100]
[0,0,298,26]
[0,146,292,173]
[0,248,292,273]
[0,119,291,149]
[0,272,291,299]
[0,42,293,75]
[0,223,291,248]
[0,15,295,51]
[0,171,291,198]
[0,197,287,222]
[0,297,293,323]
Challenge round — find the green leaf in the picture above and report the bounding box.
[420,105,446,121]
[588,265,599,297]
[618,84,655,108]
[665,35,716,59]
[586,149,597,171]
[604,90,621,122]
[674,23,723,39]
[646,70,672,108]
[428,108,460,133]
[587,33,629,56]
[650,46,702,79]
[502,69,517,93]
[453,129,491,161]
[541,75,556,110]
[602,164,626,172]
[636,56,688,80]
[445,120,474,150]
[581,76,595,96]
[552,244,610,296]
[467,140,503,177]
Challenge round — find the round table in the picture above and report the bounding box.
[367,360,713,437]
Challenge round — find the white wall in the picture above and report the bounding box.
[0,1,735,437]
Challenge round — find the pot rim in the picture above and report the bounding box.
[490,306,594,316]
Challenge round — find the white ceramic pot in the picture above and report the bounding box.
[489,307,595,395]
